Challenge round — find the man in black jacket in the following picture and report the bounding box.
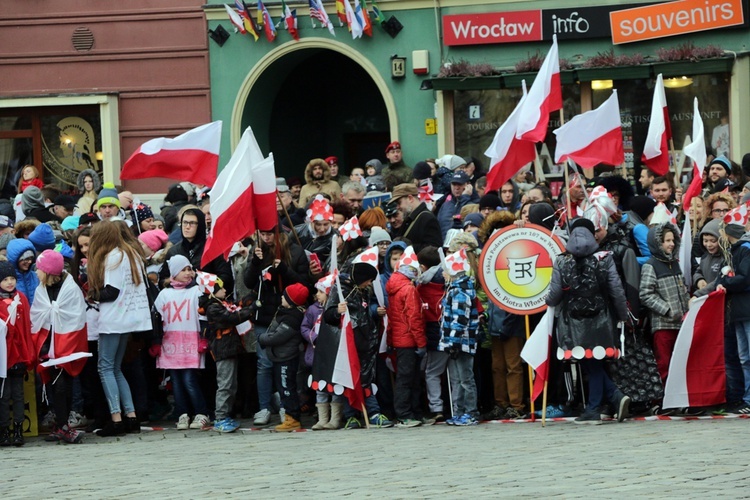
[390,183,443,252]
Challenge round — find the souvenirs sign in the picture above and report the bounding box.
[479,224,564,315]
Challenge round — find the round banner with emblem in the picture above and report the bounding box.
[478,224,565,315]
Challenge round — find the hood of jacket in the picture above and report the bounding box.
[383,241,408,280]
[304,159,332,184]
[385,270,413,296]
[6,238,36,269]
[565,227,599,257]
[450,274,476,299]
[700,218,722,240]
[498,180,520,210]
[76,168,102,194]
[647,222,681,262]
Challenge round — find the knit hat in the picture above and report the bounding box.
[463,212,484,229]
[0,233,15,252]
[78,212,100,227]
[0,261,15,284]
[479,193,501,211]
[61,215,80,232]
[724,223,745,239]
[139,229,169,253]
[36,249,64,276]
[21,186,45,215]
[165,183,189,204]
[436,154,466,171]
[629,196,657,222]
[167,254,192,278]
[287,176,303,188]
[413,161,432,181]
[53,195,76,210]
[0,215,12,229]
[368,226,391,246]
[570,217,596,236]
[132,203,154,227]
[710,156,732,176]
[352,262,378,286]
[28,223,56,252]
[284,283,309,307]
[97,183,121,209]
[528,203,556,231]
[447,232,478,253]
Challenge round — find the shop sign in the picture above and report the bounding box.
[542,4,656,40]
[443,11,542,46]
[478,224,565,315]
[610,0,745,44]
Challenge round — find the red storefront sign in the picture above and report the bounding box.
[443,11,543,46]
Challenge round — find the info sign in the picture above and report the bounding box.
[478,224,565,315]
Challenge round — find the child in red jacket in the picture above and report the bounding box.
[385,245,426,427]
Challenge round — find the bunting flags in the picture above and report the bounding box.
[641,73,672,176]
[281,0,299,41]
[235,0,261,41]
[356,0,373,37]
[309,0,335,35]
[682,98,707,211]
[225,4,247,34]
[336,0,347,24]
[258,0,277,42]
[371,0,385,24]
[344,0,362,38]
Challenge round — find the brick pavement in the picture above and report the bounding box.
[1,416,748,498]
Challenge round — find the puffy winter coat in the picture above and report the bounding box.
[7,238,39,304]
[198,295,252,362]
[258,305,304,362]
[385,271,426,349]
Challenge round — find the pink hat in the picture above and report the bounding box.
[36,249,64,276]
[138,229,169,253]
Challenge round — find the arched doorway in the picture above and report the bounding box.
[235,39,395,180]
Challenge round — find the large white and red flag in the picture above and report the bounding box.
[484,82,537,192]
[663,290,726,409]
[641,74,672,176]
[554,90,624,168]
[121,121,222,187]
[520,306,555,401]
[201,127,276,267]
[682,98,707,211]
[515,35,562,143]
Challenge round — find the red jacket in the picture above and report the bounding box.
[0,292,34,372]
[385,272,426,349]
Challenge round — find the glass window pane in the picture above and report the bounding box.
[0,116,31,132]
[40,110,102,190]
[0,138,33,199]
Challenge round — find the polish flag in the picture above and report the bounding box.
[484,82,537,192]
[225,4,247,33]
[515,35,562,143]
[663,291,726,409]
[520,306,554,401]
[641,74,672,176]
[201,127,277,267]
[121,121,222,187]
[332,309,365,410]
[554,90,624,168]
[682,98,707,211]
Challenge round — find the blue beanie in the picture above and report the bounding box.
[28,223,56,252]
[97,182,121,209]
[61,215,80,232]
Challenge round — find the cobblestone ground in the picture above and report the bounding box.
[1,416,748,498]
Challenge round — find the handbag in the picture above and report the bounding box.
[141,267,164,342]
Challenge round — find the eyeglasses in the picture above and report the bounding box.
[377,241,390,247]
[181,221,199,227]
[712,208,731,215]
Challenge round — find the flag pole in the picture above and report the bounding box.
[361,402,371,429]
[542,381,548,427]
[525,314,535,422]
[276,190,302,246]
[563,161,573,228]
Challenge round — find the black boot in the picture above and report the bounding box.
[95,420,126,437]
[126,417,141,434]
[12,422,24,447]
[0,427,10,446]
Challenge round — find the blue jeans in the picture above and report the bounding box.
[726,322,745,404]
[448,352,477,416]
[343,394,381,419]
[255,325,274,411]
[734,321,750,404]
[170,369,209,417]
[581,359,616,411]
[97,334,135,415]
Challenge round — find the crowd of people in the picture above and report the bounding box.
[1,140,749,447]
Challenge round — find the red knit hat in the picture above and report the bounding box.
[284,283,309,307]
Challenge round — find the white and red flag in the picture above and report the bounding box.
[520,306,555,401]
[641,74,672,176]
[344,0,362,38]
[554,90,624,168]
[201,127,276,267]
[663,291,726,409]
[339,216,362,241]
[516,35,562,143]
[281,0,300,41]
[225,4,247,33]
[682,98,708,211]
[484,82,537,192]
[120,121,222,187]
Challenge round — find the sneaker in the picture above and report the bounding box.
[274,414,301,432]
[430,412,445,423]
[732,403,750,415]
[40,411,56,431]
[445,416,457,426]
[253,408,271,426]
[616,395,632,423]
[190,414,210,429]
[369,413,394,428]
[214,418,241,433]
[453,414,479,426]
[396,419,422,428]
[176,413,191,430]
[481,405,507,421]
[50,425,83,444]
[504,407,523,420]
[534,405,571,419]
[68,411,89,429]
[421,416,437,426]
[678,407,705,416]
[574,409,602,425]
[655,406,676,416]
[344,417,362,430]
[599,403,615,420]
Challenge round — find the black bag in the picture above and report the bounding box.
[142,270,164,343]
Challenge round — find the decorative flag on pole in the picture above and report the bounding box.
[236,1,261,40]
[641,73,672,176]
[225,4,247,33]
[680,213,692,289]
[336,0,347,24]
[663,291,726,409]
[371,0,385,24]
[516,35,562,143]
[120,121,222,187]
[344,0,362,38]
[484,82,537,192]
[356,0,373,36]
[281,0,299,40]
[520,306,555,401]
[309,0,335,36]
[258,0,277,42]
[201,127,277,267]
[682,98,707,211]
[553,90,624,168]
[339,216,362,241]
